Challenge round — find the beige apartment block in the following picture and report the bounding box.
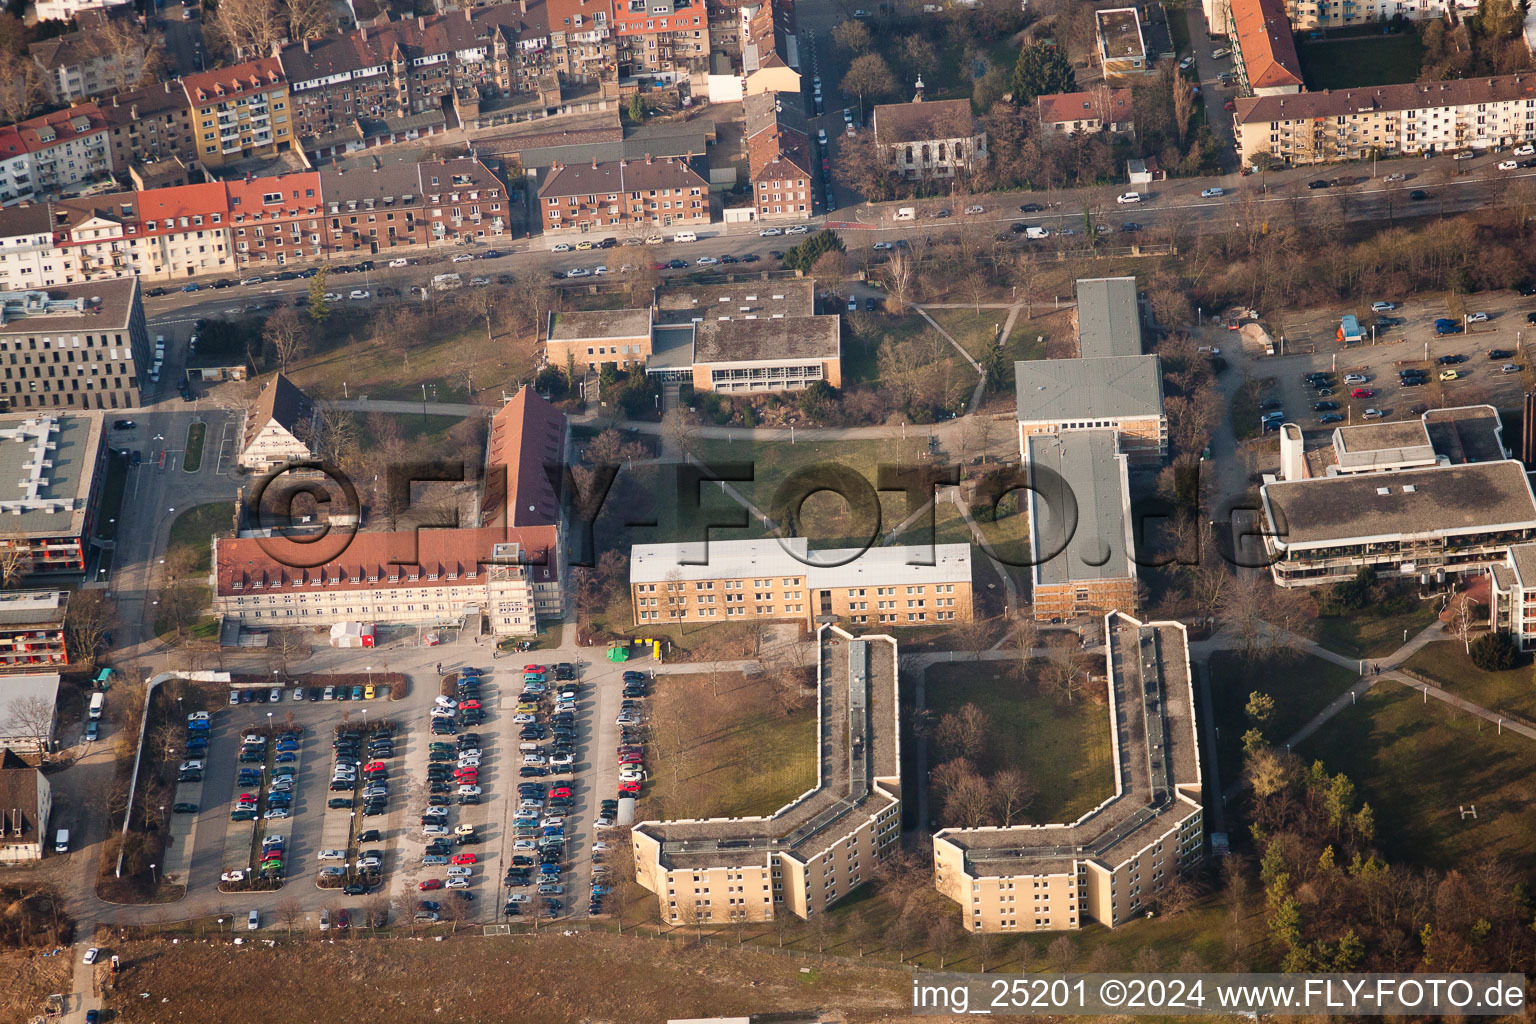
[629,538,973,629]
[632,625,901,923]
[932,613,1204,932]
[544,308,654,373]
[1015,354,1167,463]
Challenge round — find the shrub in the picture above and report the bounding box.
[1470,632,1519,672]
[389,677,408,700]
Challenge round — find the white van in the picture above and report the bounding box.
[671,231,697,243]
[54,828,69,853]
[518,742,541,754]
[1025,226,1051,239]
[893,207,916,221]
[88,692,104,720]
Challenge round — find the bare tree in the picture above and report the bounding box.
[6,695,55,754]
[882,247,918,313]
[302,405,361,472]
[208,0,287,55]
[268,628,310,675]
[990,767,1034,826]
[0,545,31,588]
[65,589,113,667]
[929,914,961,969]
[1041,634,1086,704]
[285,0,333,40]
[262,307,310,374]
[1450,592,1477,654]
[1048,933,1076,973]
[0,49,39,123]
[90,18,164,92]
[276,899,303,934]
[934,703,986,762]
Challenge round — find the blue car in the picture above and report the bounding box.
[590,884,612,896]
[181,283,199,292]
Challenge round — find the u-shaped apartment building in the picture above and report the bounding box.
[932,613,1204,932]
[631,624,902,923]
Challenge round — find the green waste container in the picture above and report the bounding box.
[606,643,629,663]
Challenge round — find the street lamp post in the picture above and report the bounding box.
[149,862,157,885]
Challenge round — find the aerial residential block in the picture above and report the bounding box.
[932,613,1203,932]
[632,625,900,924]
[1026,431,1138,623]
[1015,354,1167,463]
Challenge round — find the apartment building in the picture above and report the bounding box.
[632,626,900,923]
[0,105,112,208]
[1234,74,1536,168]
[128,182,234,280]
[34,0,129,23]
[872,98,987,180]
[1026,431,1139,623]
[740,0,798,95]
[0,279,149,411]
[29,12,153,106]
[934,614,1203,932]
[1015,354,1167,463]
[613,0,710,80]
[0,412,106,575]
[0,206,62,293]
[537,155,710,234]
[1279,0,1465,31]
[227,171,324,270]
[0,590,69,672]
[239,373,316,472]
[482,385,570,621]
[1038,88,1135,135]
[100,83,196,172]
[745,91,812,221]
[629,538,972,629]
[545,308,654,371]
[181,59,293,168]
[1228,0,1303,98]
[1489,544,1536,649]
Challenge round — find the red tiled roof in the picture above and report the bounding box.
[181,57,286,105]
[1230,0,1302,91]
[1038,88,1133,125]
[215,524,560,597]
[13,103,108,153]
[225,171,324,223]
[134,182,231,234]
[485,385,566,528]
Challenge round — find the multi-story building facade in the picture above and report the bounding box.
[1489,543,1536,650]
[1038,89,1135,135]
[0,104,112,208]
[633,626,900,924]
[239,373,316,472]
[0,590,70,672]
[181,59,293,168]
[613,0,710,80]
[100,82,197,173]
[629,538,973,628]
[740,0,798,95]
[1234,74,1536,168]
[745,91,811,221]
[1228,0,1304,98]
[0,279,149,411]
[1026,431,1139,623]
[0,746,51,862]
[34,0,130,24]
[871,99,987,180]
[0,206,63,293]
[933,614,1203,932]
[226,171,324,270]
[29,13,153,106]
[537,155,709,234]
[545,308,653,371]
[0,412,106,574]
[1015,354,1167,463]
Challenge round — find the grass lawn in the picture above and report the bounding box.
[923,661,1115,825]
[1403,640,1536,721]
[347,411,466,449]
[183,421,206,473]
[1230,378,1265,442]
[1207,651,1359,781]
[1303,682,1536,874]
[166,503,228,576]
[1297,32,1423,90]
[640,670,817,820]
[649,435,932,549]
[1312,600,1438,659]
[841,311,963,387]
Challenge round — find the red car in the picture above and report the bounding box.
[363,760,386,773]
[418,879,443,891]
[524,665,547,674]
[618,753,643,765]
[618,781,641,794]
[335,910,350,931]
[453,766,478,778]
[458,700,482,710]
[1223,99,1235,111]
[451,853,477,865]
[548,786,571,799]
[1351,387,1373,398]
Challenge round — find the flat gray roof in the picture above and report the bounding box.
[631,537,972,588]
[653,280,815,325]
[647,324,695,371]
[1026,430,1135,586]
[1509,542,1536,586]
[939,616,1200,875]
[1015,354,1163,423]
[0,277,139,333]
[547,308,651,342]
[1333,420,1436,471]
[0,590,66,627]
[1424,405,1505,464]
[693,316,840,365]
[1075,277,1140,359]
[0,413,101,539]
[1264,460,1536,548]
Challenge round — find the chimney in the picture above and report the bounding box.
[519,0,527,10]
[1524,391,1536,468]
[418,14,425,27]
[360,25,367,40]
[303,37,311,53]
[645,153,652,163]
[464,5,472,20]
